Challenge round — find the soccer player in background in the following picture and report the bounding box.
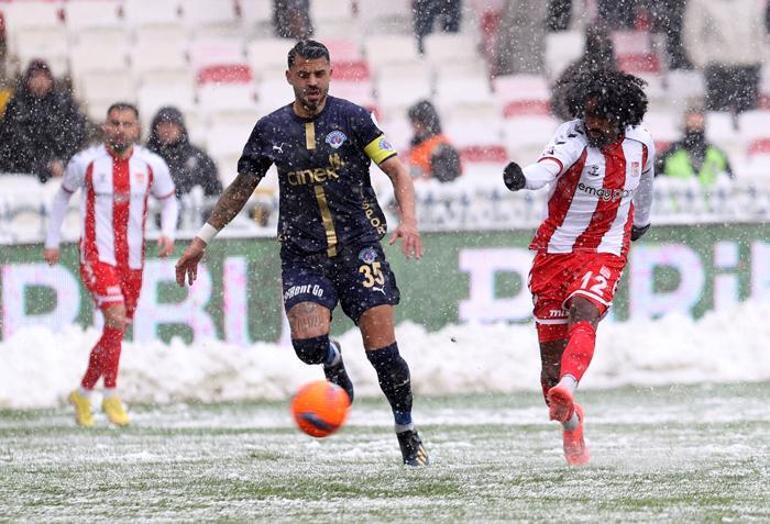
[44,103,178,428]
[175,40,429,466]
[502,70,654,465]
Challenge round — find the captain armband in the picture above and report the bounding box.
[364,135,398,165]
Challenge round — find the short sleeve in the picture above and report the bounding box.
[537,121,587,175]
[149,156,176,199]
[237,120,273,180]
[61,153,87,193]
[350,105,398,165]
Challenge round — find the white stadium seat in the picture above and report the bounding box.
[544,30,584,79]
[123,0,180,27]
[188,37,245,71]
[64,0,121,31]
[181,0,239,35]
[364,34,421,70]
[13,27,69,77]
[69,40,130,76]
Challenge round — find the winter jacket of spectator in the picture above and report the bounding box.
[146,109,222,198]
[408,133,462,183]
[0,82,86,182]
[656,134,733,186]
[683,0,765,69]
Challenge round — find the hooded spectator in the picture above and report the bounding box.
[0,59,87,182]
[656,107,733,186]
[146,106,222,199]
[407,100,462,183]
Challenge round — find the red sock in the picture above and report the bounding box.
[560,321,596,382]
[81,327,124,389]
[100,327,125,389]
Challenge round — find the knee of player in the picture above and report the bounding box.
[292,335,330,365]
[567,298,601,325]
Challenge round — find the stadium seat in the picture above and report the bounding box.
[357,0,413,34]
[544,30,584,79]
[642,111,679,147]
[310,0,354,23]
[493,74,551,117]
[256,79,294,112]
[1,1,63,58]
[181,0,239,36]
[445,112,506,164]
[665,70,706,107]
[131,33,188,80]
[324,39,363,62]
[423,33,479,67]
[122,0,180,27]
[189,37,246,71]
[13,27,69,77]
[435,74,493,109]
[613,30,661,74]
[78,71,137,120]
[246,38,294,81]
[239,0,272,33]
[197,65,258,116]
[705,111,742,160]
[64,0,121,31]
[69,39,130,76]
[364,34,421,70]
[375,63,433,115]
[738,110,770,157]
[503,115,560,161]
[330,79,376,108]
[138,72,196,117]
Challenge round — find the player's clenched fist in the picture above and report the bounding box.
[502,161,526,191]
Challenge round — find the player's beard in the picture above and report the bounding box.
[586,128,618,148]
[297,86,327,113]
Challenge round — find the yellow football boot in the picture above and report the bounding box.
[102,396,130,427]
[68,389,94,428]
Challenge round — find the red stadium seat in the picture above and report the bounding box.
[196,64,252,84]
[460,145,508,164]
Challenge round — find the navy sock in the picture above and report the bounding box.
[366,343,413,427]
[292,335,329,365]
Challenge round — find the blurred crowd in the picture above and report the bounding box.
[0,0,764,194]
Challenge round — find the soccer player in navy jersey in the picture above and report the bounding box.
[175,40,428,466]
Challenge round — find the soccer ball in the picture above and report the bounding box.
[291,380,350,438]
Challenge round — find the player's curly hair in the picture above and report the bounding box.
[564,68,648,128]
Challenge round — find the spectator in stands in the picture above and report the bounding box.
[597,0,640,29]
[683,0,765,114]
[273,0,313,39]
[648,0,692,70]
[656,106,734,186]
[493,0,548,75]
[413,0,462,53]
[547,0,572,32]
[407,100,462,183]
[0,59,87,182]
[146,106,222,200]
[550,24,616,121]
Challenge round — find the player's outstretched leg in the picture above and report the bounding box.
[323,339,354,404]
[293,335,354,403]
[366,343,429,466]
[562,403,590,465]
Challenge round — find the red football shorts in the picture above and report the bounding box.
[528,251,627,329]
[79,260,143,319]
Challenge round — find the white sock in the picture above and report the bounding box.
[395,422,415,434]
[557,374,578,395]
[324,342,341,367]
[562,411,580,431]
[103,388,119,399]
[78,386,93,399]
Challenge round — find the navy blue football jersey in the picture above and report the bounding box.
[237,96,398,256]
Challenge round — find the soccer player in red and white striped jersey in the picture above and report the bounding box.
[44,103,179,427]
[503,70,654,465]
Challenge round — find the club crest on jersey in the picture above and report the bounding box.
[631,161,641,177]
[325,130,347,149]
[358,247,378,264]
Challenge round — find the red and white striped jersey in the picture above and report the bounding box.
[62,144,175,269]
[529,120,655,257]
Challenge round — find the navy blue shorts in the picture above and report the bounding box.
[281,242,400,324]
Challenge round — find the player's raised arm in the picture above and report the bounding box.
[378,155,422,260]
[175,172,262,286]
